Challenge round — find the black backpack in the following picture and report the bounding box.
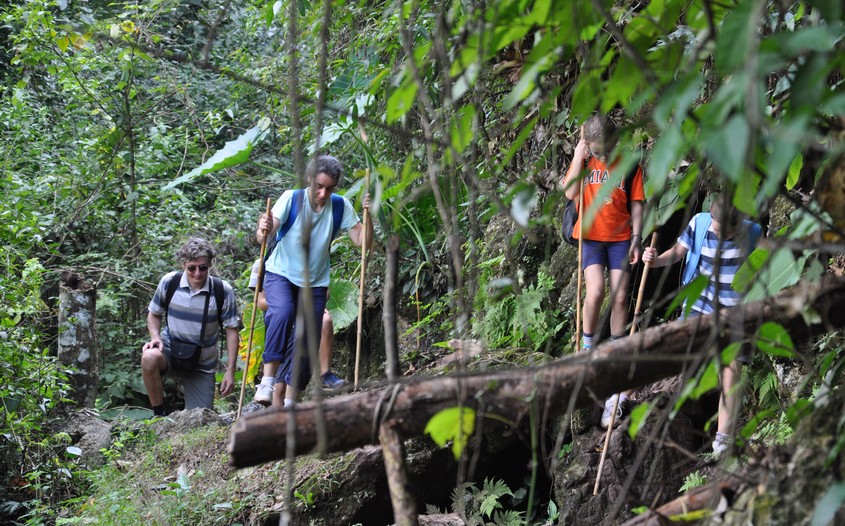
[561,164,640,247]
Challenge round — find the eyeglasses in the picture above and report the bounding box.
[186,265,209,273]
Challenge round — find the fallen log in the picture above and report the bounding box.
[620,475,745,525]
[229,277,845,468]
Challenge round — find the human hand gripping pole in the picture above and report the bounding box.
[593,233,658,495]
[237,197,272,419]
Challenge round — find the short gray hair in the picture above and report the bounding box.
[306,155,343,183]
[176,237,216,265]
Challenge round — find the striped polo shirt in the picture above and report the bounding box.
[149,271,240,370]
[677,218,753,315]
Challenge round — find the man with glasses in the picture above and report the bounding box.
[141,238,240,416]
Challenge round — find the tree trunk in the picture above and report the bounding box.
[58,272,99,408]
[229,277,845,468]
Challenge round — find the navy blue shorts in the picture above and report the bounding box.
[263,272,328,391]
[581,239,631,271]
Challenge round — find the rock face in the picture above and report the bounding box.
[554,383,708,525]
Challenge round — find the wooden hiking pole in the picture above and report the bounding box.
[575,177,585,353]
[593,233,658,495]
[237,198,272,419]
[354,158,371,390]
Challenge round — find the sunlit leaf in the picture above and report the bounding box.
[424,407,476,460]
[627,402,651,439]
[326,278,359,332]
[757,322,795,358]
[163,118,271,190]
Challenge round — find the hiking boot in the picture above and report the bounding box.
[253,383,274,406]
[600,394,626,429]
[321,371,348,390]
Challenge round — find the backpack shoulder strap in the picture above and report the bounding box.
[163,271,183,313]
[211,276,225,329]
[277,188,305,241]
[682,213,712,286]
[330,194,344,240]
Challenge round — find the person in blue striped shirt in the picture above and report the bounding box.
[642,194,763,456]
[141,238,240,416]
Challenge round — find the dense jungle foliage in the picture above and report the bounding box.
[0,0,844,523]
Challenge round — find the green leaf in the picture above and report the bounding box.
[740,408,776,439]
[743,248,803,301]
[805,0,842,21]
[424,407,476,460]
[602,57,644,113]
[163,118,270,190]
[705,114,749,182]
[665,275,708,319]
[714,0,757,75]
[756,322,795,358]
[785,154,803,191]
[386,75,419,124]
[627,402,651,439]
[820,93,845,116]
[327,279,359,332]
[645,126,686,195]
[691,361,720,400]
[449,105,476,155]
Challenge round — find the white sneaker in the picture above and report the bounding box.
[712,432,730,456]
[601,394,624,429]
[253,383,274,405]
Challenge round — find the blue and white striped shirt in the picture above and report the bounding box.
[678,217,752,315]
[149,271,239,370]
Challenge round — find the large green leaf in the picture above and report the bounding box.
[705,114,749,182]
[327,278,360,332]
[714,0,758,76]
[162,118,270,190]
[424,406,476,460]
[756,322,795,358]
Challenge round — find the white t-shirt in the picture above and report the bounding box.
[264,189,359,287]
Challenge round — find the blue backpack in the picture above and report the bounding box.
[681,213,762,286]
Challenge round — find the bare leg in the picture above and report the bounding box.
[141,347,168,407]
[271,381,288,408]
[320,309,334,375]
[582,264,606,338]
[608,268,631,337]
[718,360,744,436]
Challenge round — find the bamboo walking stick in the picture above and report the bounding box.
[576,176,584,353]
[237,198,272,419]
[593,233,658,495]
[354,165,371,389]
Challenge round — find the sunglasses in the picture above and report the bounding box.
[186,265,209,273]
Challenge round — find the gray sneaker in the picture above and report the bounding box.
[600,394,624,429]
[253,383,274,406]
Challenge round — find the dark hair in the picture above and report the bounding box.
[583,114,618,152]
[306,155,343,184]
[176,237,216,265]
